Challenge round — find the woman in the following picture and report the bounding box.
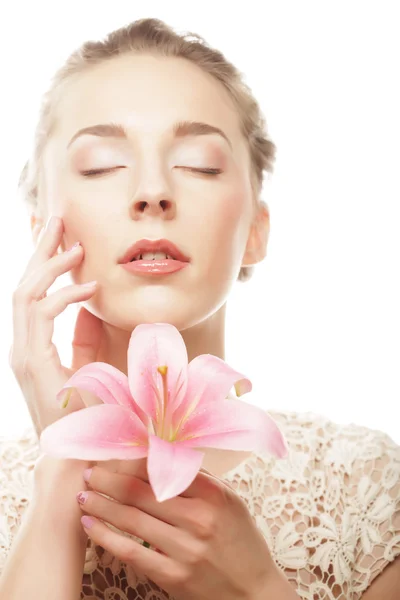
[1,17,399,600]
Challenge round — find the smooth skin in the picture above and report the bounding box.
[6,215,296,599]
[8,51,399,597]
[76,462,291,600]
[10,215,106,438]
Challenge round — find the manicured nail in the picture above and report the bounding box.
[66,241,81,252]
[81,515,95,529]
[76,491,88,505]
[83,468,92,482]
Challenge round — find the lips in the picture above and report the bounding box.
[119,239,190,264]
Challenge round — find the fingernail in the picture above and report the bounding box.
[83,468,92,482]
[76,491,88,505]
[81,515,95,529]
[81,280,97,288]
[66,241,81,252]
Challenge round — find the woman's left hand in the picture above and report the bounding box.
[76,460,277,600]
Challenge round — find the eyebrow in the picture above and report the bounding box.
[67,120,233,150]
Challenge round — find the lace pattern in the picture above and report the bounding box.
[1,411,400,599]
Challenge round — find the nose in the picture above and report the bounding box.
[129,189,176,221]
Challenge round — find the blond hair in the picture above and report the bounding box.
[18,17,276,282]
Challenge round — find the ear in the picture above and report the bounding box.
[241,201,270,266]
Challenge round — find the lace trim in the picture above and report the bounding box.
[1,412,400,599]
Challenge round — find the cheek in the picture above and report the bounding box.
[190,187,250,290]
[42,162,96,251]
[58,199,115,283]
[217,190,246,227]
[58,200,95,251]
[209,190,250,257]
[60,195,115,243]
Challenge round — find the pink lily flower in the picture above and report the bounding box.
[40,323,288,502]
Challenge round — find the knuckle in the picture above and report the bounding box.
[8,347,17,369]
[122,541,138,564]
[15,356,32,378]
[12,286,25,306]
[184,540,207,566]
[123,474,139,498]
[29,298,40,313]
[22,355,35,375]
[210,480,235,508]
[29,300,46,320]
[168,565,189,586]
[87,466,98,486]
[21,355,46,379]
[183,501,202,529]
[185,501,215,540]
[30,295,52,317]
[13,279,41,304]
[94,465,105,481]
[195,514,215,540]
[9,358,23,378]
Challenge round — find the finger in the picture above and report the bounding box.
[116,459,220,489]
[12,215,71,358]
[98,456,151,498]
[91,460,232,515]
[11,242,85,360]
[84,465,188,528]
[80,516,177,590]
[198,467,235,492]
[24,219,55,300]
[115,457,149,480]
[68,305,107,413]
[28,281,98,365]
[78,491,190,561]
[18,283,98,430]
[71,306,104,371]
[19,216,63,284]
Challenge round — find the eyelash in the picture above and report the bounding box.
[80,167,222,177]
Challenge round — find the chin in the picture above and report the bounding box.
[84,293,208,333]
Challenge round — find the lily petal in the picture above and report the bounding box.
[177,398,289,458]
[40,405,149,460]
[171,354,252,431]
[147,434,205,502]
[56,362,138,413]
[128,324,188,422]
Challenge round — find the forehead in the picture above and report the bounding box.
[53,54,243,147]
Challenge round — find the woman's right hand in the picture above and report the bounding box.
[9,215,105,440]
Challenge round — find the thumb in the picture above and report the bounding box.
[71,305,104,371]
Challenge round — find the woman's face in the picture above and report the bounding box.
[41,54,260,331]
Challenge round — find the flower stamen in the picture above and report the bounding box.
[157,366,169,439]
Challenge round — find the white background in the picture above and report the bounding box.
[0,1,399,441]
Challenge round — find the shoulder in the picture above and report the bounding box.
[267,408,400,475]
[250,410,400,599]
[0,427,40,574]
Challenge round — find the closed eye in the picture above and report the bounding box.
[80,167,124,177]
[179,167,222,176]
[80,167,222,177]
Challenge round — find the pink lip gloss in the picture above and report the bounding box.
[121,259,189,276]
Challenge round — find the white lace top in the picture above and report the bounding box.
[1,410,400,599]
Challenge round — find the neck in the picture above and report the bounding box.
[96,303,227,375]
